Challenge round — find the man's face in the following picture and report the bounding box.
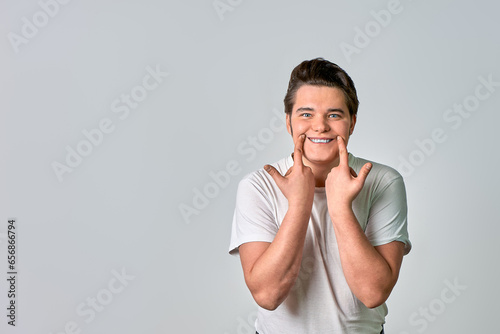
[286,85,356,168]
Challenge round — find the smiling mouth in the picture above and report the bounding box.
[308,137,334,143]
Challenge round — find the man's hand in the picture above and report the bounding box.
[264,134,315,207]
[325,136,372,208]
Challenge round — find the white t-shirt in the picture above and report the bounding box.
[229,153,411,334]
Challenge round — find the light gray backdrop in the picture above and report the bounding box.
[1,0,499,333]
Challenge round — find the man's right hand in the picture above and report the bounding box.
[264,134,315,207]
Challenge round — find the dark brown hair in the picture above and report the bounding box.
[284,58,359,117]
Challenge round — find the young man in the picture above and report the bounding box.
[229,58,411,334]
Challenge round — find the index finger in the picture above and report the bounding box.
[337,136,349,168]
[293,134,306,166]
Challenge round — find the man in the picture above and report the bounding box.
[229,58,411,334]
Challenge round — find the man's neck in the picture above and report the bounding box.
[303,158,340,188]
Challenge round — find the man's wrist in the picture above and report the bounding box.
[286,200,313,219]
[328,202,354,221]
[288,195,314,209]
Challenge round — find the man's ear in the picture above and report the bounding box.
[286,113,292,135]
[349,114,357,135]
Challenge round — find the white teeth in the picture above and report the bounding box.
[310,138,332,143]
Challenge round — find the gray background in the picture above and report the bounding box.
[1,0,499,333]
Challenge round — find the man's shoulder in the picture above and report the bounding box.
[240,155,292,186]
[349,153,403,184]
[235,156,291,207]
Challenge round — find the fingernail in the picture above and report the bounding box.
[264,165,271,172]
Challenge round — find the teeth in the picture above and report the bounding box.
[310,138,332,143]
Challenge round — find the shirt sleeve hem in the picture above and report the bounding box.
[228,234,275,256]
[371,237,412,255]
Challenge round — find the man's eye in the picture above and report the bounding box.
[301,113,312,117]
[328,114,340,118]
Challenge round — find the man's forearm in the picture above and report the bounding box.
[244,205,311,310]
[330,205,400,308]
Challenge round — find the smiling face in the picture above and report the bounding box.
[286,84,356,170]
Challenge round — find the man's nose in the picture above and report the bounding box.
[312,116,330,132]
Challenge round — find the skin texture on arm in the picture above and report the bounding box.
[326,136,405,308]
[238,134,315,311]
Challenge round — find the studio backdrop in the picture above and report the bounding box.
[1,0,499,333]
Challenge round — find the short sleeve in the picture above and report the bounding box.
[364,174,412,255]
[228,174,279,256]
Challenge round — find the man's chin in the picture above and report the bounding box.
[303,153,339,167]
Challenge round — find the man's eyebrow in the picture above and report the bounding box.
[295,106,314,112]
[327,108,345,114]
[295,107,346,113]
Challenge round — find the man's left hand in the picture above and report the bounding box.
[325,136,372,208]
